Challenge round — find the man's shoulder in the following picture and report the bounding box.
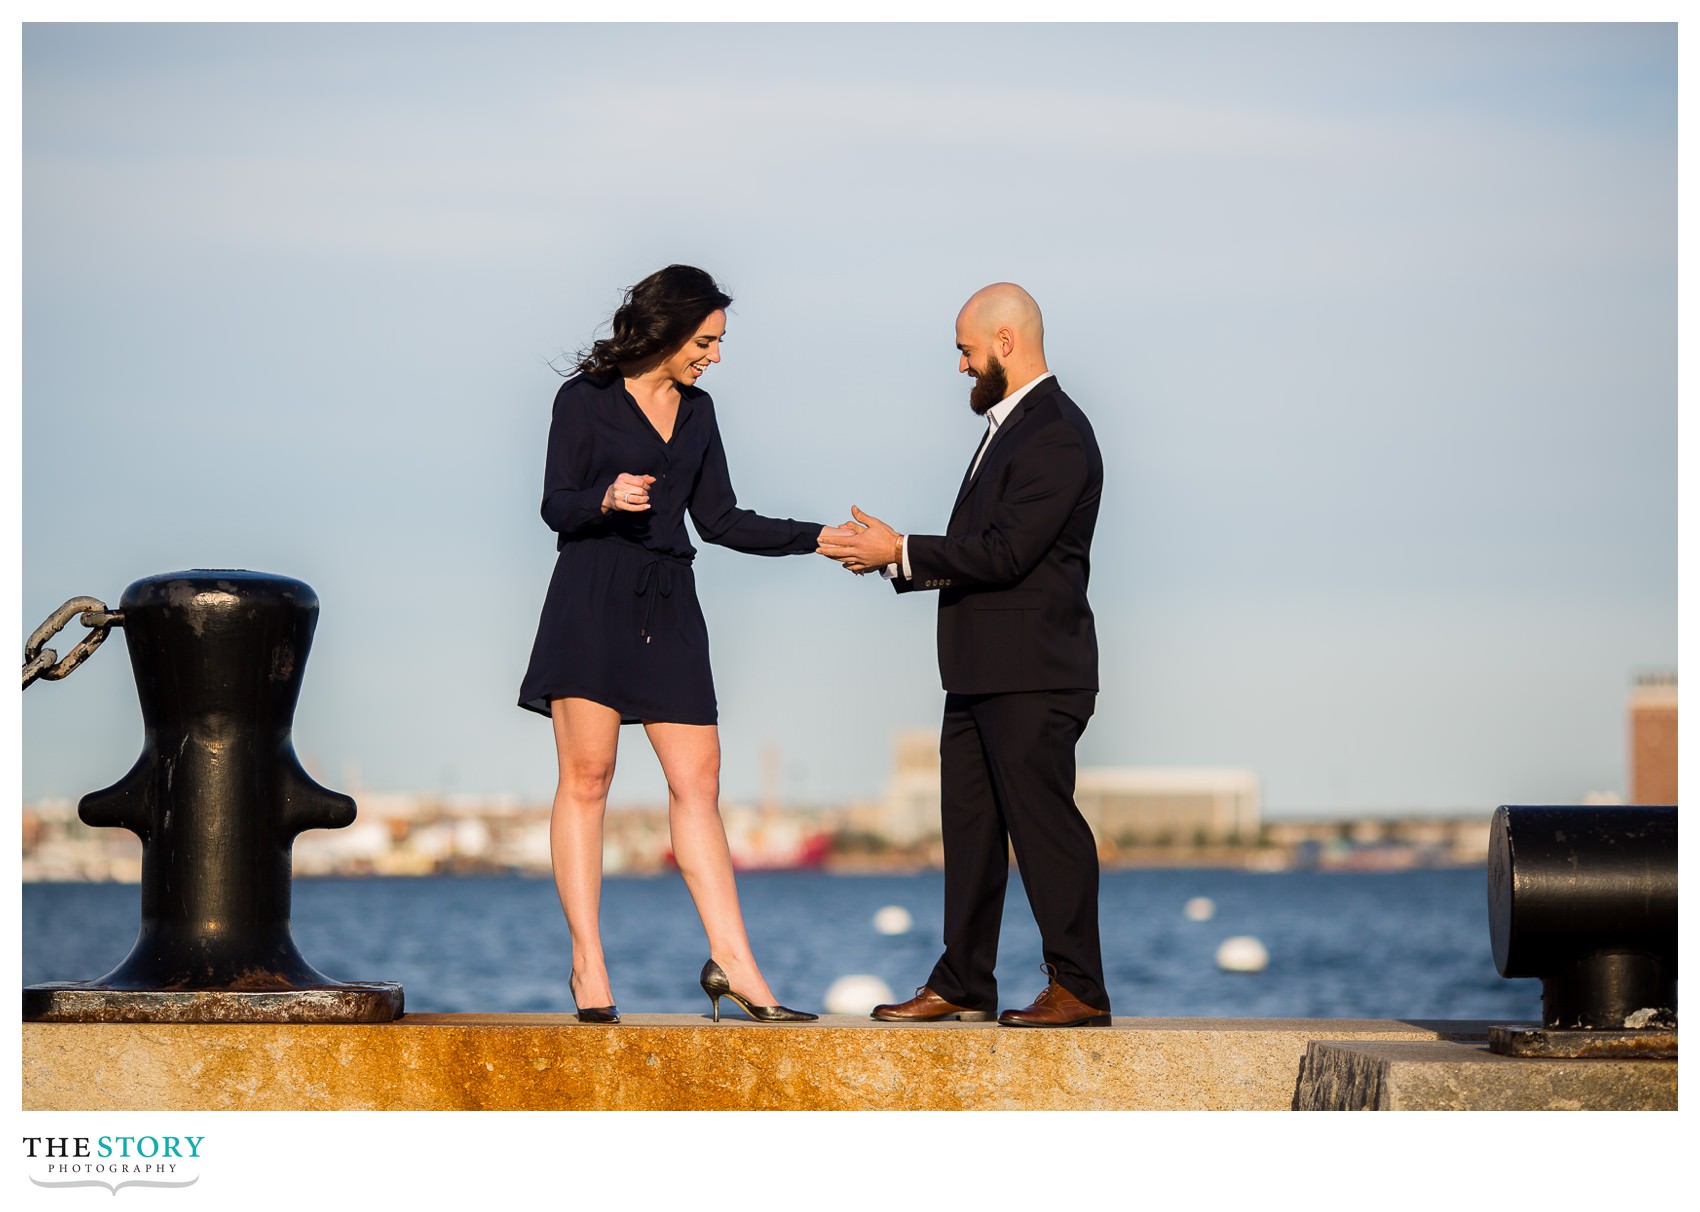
[1023,379,1099,448]
[1038,377,1086,414]
[1017,376,1082,417]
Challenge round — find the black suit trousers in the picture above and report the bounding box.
[927,688,1108,1012]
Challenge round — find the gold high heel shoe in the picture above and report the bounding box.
[698,959,817,1023]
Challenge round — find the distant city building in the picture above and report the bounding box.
[1629,672,1677,805]
[19,798,141,882]
[873,730,1261,846]
[874,730,947,846]
[1076,767,1261,845]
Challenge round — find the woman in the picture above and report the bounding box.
[519,265,843,1024]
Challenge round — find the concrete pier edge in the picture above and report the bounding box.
[1294,1038,1678,1110]
[20,1014,1547,1111]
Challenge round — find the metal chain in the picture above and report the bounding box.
[22,596,123,689]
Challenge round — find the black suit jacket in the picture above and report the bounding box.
[896,376,1101,695]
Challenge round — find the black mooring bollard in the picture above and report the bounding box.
[23,570,403,1023]
[1486,804,1676,1058]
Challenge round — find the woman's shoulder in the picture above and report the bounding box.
[553,371,619,407]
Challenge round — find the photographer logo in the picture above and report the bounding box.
[23,1135,203,1195]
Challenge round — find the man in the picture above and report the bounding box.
[819,282,1109,1027]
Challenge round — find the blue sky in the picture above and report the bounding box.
[18,21,1676,816]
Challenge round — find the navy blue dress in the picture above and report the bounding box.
[518,373,821,725]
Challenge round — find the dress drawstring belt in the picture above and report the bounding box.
[634,558,678,644]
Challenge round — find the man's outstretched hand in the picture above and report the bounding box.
[817,505,902,575]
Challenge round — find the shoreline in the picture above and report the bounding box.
[23,851,1489,884]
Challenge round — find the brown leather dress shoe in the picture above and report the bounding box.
[997,968,1111,1028]
[871,985,996,1022]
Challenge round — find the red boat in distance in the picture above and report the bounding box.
[664,809,831,872]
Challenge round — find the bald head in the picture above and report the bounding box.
[959,283,1045,345]
[955,283,1048,402]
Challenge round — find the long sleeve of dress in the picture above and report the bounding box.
[687,405,819,556]
[539,385,613,539]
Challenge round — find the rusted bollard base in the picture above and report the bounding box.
[23,982,404,1024]
[1487,1024,1676,1060]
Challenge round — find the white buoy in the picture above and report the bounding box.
[1183,896,1216,922]
[824,974,896,1014]
[872,905,913,935]
[1215,935,1269,973]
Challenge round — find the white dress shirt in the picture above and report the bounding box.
[887,372,1055,580]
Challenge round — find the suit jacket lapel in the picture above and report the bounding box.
[948,379,1055,519]
[950,425,996,515]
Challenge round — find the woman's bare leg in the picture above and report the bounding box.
[645,721,779,1005]
[549,697,622,1009]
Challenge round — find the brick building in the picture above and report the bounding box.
[1629,673,1677,805]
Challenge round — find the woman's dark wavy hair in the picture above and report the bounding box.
[574,265,732,378]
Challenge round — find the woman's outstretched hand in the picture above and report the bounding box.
[817,506,901,574]
[603,474,656,513]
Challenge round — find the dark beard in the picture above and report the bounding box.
[969,356,1009,414]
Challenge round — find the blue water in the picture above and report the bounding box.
[21,868,1539,1020]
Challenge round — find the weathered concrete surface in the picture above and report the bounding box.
[23,1015,1493,1111]
[1295,1040,1678,1110]
[1487,1024,1677,1059]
